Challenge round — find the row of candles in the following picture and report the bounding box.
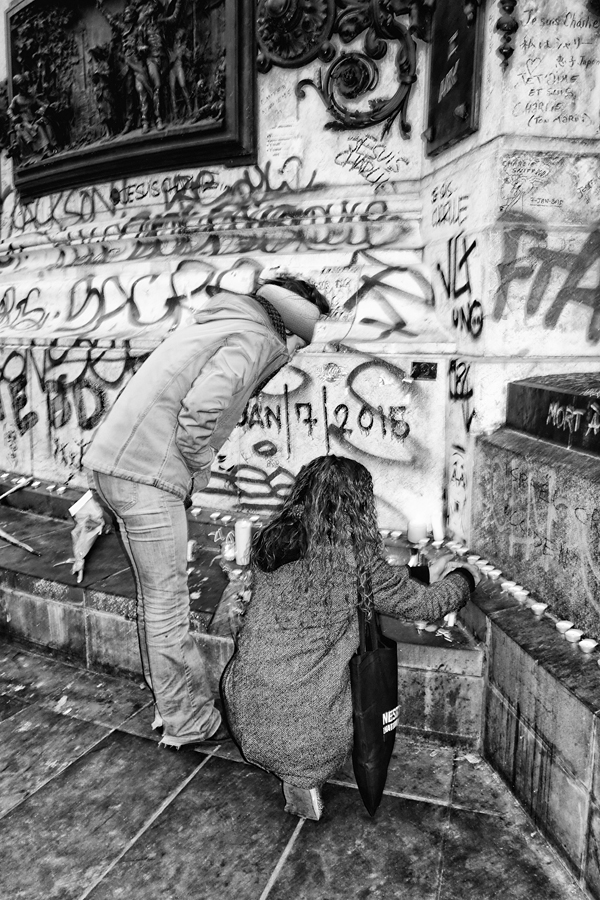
[192,510,598,661]
[388,530,599,660]
[190,509,258,567]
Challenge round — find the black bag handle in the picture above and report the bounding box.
[357,595,385,655]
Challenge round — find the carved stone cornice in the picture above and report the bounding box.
[257,0,436,138]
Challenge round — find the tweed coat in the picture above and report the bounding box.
[221,549,471,789]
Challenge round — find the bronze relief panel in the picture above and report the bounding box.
[4,0,256,197]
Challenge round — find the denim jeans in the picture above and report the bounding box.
[92,471,220,740]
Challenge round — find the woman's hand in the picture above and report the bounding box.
[428,555,482,587]
[441,560,482,587]
[428,551,455,583]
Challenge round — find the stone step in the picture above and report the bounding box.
[506,373,600,455]
[381,615,485,747]
[0,500,486,750]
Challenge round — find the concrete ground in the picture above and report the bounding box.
[0,636,587,900]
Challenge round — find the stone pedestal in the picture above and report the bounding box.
[473,427,600,638]
[507,373,600,455]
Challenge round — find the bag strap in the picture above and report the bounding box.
[357,593,384,654]
[358,604,368,654]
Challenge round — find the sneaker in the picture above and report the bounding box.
[151,708,163,732]
[158,703,232,749]
[282,783,324,821]
[201,720,232,745]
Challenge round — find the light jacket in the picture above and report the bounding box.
[83,291,289,498]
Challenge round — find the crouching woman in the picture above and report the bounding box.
[221,455,479,820]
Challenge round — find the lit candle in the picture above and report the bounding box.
[235,518,252,566]
[407,520,427,543]
[431,512,445,543]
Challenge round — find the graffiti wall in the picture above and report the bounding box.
[0,155,451,528]
[422,142,600,540]
[0,335,447,528]
[2,0,600,545]
[473,431,600,636]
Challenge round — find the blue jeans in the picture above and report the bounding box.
[92,472,220,740]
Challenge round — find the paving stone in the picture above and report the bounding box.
[334,731,456,806]
[0,730,203,900]
[0,508,85,605]
[585,796,600,899]
[0,507,67,544]
[0,636,588,900]
[268,787,449,900]
[384,732,455,804]
[0,692,29,721]
[0,642,149,728]
[83,754,300,900]
[0,705,109,818]
[451,753,528,820]
[440,805,586,900]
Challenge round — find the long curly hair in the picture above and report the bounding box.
[251,455,383,611]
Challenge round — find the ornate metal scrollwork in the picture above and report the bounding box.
[496,0,519,68]
[256,0,337,69]
[257,0,436,138]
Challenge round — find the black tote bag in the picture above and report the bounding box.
[350,606,399,816]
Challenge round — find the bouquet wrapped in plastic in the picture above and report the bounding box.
[69,490,107,583]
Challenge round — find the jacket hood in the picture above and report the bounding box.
[193,291,284,342]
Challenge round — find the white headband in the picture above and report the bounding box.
[256,284,321,343]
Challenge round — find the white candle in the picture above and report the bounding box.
[407,520,427,543]
[186,540,197,562]
[235,518,252,566]
[431,512,445,543]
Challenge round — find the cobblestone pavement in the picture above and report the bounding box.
[0,637,586,900]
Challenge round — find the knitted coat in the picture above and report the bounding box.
[221,550,471,789]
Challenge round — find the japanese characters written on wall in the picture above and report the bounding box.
[513,6,600,135]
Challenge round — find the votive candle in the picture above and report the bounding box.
[235,518,252,566]
[407,520,428,543]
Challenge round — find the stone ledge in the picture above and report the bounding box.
[0,499,487,747]
[463,580,600,899]
[473,427,600,638]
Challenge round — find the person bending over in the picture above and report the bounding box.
[221,454,480,819]
[84,276,329,748]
